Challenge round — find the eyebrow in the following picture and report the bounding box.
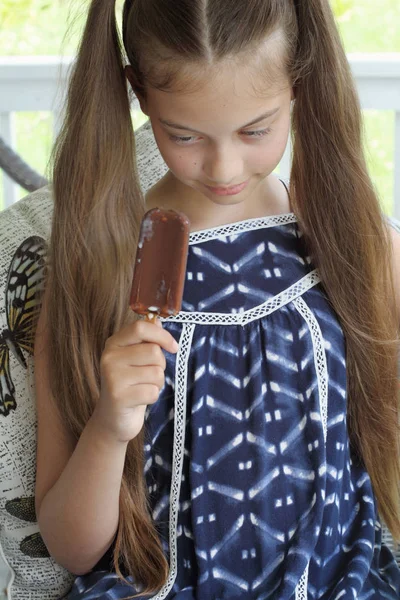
[159,107,280,134]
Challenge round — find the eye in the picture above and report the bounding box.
[242,127,272,138]
[168,134,199,145]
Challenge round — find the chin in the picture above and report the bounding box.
[205,194,246,207]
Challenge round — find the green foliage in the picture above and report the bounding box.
[1,0,51,29]
[331,0,353,20]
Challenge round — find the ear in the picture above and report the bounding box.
[124,65,149,115]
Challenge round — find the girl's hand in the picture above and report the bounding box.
[92,319,178,444]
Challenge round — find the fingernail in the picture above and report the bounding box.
[173,340,179,352]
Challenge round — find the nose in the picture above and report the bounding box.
[202,142,244,186]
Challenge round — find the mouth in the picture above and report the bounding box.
[204,180,249,196]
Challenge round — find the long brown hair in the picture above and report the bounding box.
[47,0,400,594]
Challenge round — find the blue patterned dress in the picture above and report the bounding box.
[66,204,400,600]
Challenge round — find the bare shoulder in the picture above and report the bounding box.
[34,288,75,515]
[388,222,400,324]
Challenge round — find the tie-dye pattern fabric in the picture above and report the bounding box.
[66,212,400,600]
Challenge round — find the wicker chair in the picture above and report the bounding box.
[0,136,48,193]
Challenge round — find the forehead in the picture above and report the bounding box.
[146,55,291,129]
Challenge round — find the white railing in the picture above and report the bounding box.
[0,53,400,217]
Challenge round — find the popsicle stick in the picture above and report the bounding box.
[144,312,157,322]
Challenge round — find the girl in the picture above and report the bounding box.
[34,0,400,598]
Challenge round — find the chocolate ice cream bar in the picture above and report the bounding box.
[130,208,190,318]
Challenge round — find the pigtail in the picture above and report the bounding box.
[290,0,400,538]
[48,0,168,594]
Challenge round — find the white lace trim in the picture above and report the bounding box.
[151,323,196,600]
[292,297,330,599]
[189,212,298,245]
[293,297,329,442]
[162,270,321,326]
[295,561,309,600]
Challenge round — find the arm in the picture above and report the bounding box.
[34,301,128,575]
[34,292,178,575]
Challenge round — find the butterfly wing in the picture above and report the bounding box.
[0,336,15,416]
[5,236,48,365]
[6,496,50,558]
[20,532,50,558]
[5,495,37,522]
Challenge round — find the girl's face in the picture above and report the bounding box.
[135,57,293,209]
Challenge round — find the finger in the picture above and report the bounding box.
[107,320,179,354]
[108,343,167,369]
[123,384,161,406]
[104,365,165,393]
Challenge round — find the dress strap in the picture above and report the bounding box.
[278,177,294,216]
[279,177,290,200]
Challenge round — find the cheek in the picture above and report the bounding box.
[273,121,292,160]
[157,140,200,179]
[251,129,290,172]
[168,152,197,178]
[248,146,280,172]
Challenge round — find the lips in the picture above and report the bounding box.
[204,180,249,196]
